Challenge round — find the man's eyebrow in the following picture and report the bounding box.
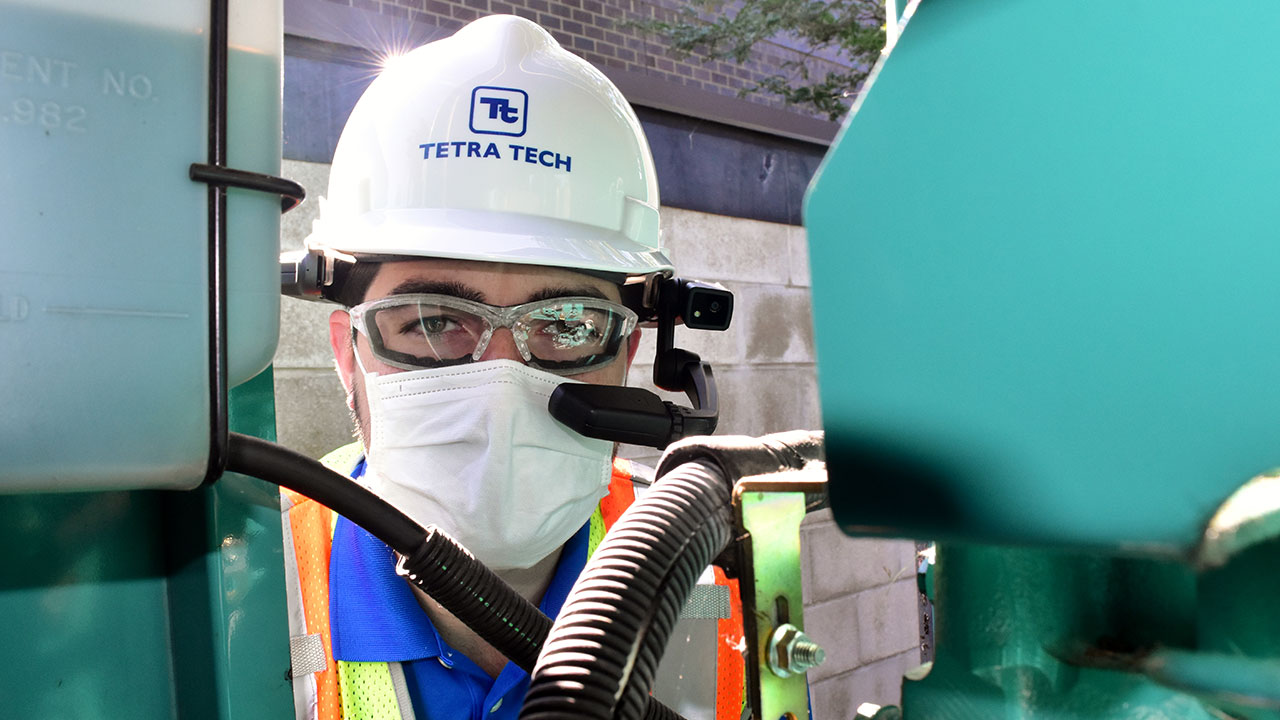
[387,280,485,302]
[524,286,612,303]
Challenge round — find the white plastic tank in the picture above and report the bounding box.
[0,0,283,491]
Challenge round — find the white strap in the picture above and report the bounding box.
[388,662,417,720]
[290,634,328,676]
[282,504,320,720]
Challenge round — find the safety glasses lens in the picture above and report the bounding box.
[522,301,628,369]
[362,296,634,373]
[369,301,488,365]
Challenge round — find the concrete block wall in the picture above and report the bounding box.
[802,517,924,713]
[611,202,924,716]
[616,206,820,468]
[273,158,922,716]
[275,161,356,458]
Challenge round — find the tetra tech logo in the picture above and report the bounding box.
[419,85,570,171]
[469,86,528,137]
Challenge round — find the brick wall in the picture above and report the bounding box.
[308,0,850,118]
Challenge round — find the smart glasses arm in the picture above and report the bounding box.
[549,278,732,449]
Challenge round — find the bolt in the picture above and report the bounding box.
[767,623,827,678]
[791,639,826,670]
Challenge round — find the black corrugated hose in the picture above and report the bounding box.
[226,432,686,719]
[518,460,732,720]
[227,432,546,666]
[519,430,826,720]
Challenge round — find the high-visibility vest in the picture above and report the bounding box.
[281,447,745,720]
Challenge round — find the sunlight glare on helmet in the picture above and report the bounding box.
[376,49,412,74]
[365,31,420,82]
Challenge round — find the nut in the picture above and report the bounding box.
[767,623,826,678]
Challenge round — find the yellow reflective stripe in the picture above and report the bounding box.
[338,660,402,720]
[587,505,606,558]
[590,459,634,557]
[318,443,360,540]
[320,441,365,475]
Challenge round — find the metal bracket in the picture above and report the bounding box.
[190,0,304,486]
[733,470,828,720]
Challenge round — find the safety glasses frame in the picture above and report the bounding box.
[348,293,639,376]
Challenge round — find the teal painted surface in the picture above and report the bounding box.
[896,540,1280,718]
[0,4,210,491]
[226,49,286,387]
[902,544,1219,720]
[167,369,293,719]
[904,660,1219,720]
[1199,537,1280,660]
[1142,650,1280,718]
[806,0,1280,552]
[1191,535,1280,719]
[0,368,291,718]
[0,3,281,491]
[0,492,177,718]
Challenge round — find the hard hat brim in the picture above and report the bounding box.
[311,208,673,279]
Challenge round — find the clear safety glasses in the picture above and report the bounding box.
[348,294,638,375]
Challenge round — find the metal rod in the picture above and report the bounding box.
[203,0,230,485]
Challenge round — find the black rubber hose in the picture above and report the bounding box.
[226,432,686,720]
[228,432,550,662]
[519,460,733,720]
[228,431,423,552]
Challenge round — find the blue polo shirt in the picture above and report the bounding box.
[328,459,589,720]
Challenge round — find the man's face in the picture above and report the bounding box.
[329,258,641,444]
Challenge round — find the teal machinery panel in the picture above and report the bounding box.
[806,1,1280,555]
[0,0,283,491]
[0,3,293,718]
[0,374,293,720]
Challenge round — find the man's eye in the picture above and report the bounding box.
[403,315,455,335]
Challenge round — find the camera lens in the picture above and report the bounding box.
[710,301,721,312]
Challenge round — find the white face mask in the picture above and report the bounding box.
[360,358,614,570]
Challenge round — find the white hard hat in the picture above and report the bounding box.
[307,14,673,280]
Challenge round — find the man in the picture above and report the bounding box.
[280,14,744,720]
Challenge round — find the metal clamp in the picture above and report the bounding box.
[731,468,828,720]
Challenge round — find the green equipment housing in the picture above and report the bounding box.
[0,1,293,717]
[806,1,1280,717]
